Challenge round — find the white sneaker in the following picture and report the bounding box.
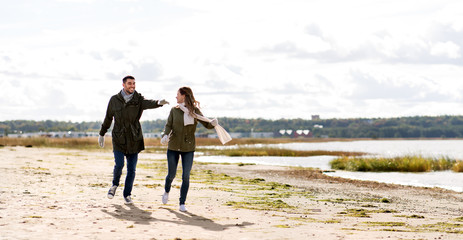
[179,204,187,212]
[124,196,133,205]
[107,185,117,199]
[162,192,169,204]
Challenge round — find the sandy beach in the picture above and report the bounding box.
[1,146,463,240]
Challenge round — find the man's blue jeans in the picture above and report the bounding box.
[164,150,194,205]
[112,151,138,198]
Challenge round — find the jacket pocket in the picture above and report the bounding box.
[113,131,126,144]
[131,125,143,141]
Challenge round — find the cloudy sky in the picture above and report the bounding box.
[1,0,463,122]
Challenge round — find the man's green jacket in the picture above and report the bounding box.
[100,90,161,154]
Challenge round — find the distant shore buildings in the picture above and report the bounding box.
[1,115,325,139]
[2,115,322,139]
[6,131,101,138]
[3,129,316,139]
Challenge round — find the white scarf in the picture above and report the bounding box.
[178,103,232,145]
[179,103,195,126]
[121,89,134,103]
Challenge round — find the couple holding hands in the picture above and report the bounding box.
[98,75,231,212]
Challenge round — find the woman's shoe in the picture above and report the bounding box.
[162,192,169,204]
[179,204,187,212]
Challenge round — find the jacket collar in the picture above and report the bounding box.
[117,90,139,104]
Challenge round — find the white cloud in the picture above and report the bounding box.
[430,41,461,59]
[1,0,463,121]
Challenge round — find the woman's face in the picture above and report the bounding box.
[176,90,185,104]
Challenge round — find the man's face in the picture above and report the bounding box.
[123,79,136,94]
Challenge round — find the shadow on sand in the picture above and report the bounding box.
[161,207,253,231]
[101,204,163,225]
[101,204,254,231]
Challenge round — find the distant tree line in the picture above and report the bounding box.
[2,115,463,138]
[0,120,102,134]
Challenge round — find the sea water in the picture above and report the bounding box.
[195,140,463,192]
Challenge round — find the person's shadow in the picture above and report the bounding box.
[101,204,165,225]
[101,204,253,231]
[160,207,254,231]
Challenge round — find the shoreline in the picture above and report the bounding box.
[1,146,463,239]
[195,155,463,193]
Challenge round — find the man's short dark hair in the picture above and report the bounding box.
[123,75,135,83]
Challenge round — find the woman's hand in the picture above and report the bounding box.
[160,135,169,145]
[210,118,218,127]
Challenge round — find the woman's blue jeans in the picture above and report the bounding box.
[112,151,138,198]
[164,149,194,205]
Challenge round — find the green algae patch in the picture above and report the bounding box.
[363,221,406,227]
[414,222,463,234]
[273,224,291,228]
[226,199,295,211]
[394,214,425,219]
[337,208,371,218]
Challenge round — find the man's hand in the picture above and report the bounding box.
[158,99,169,105]
[98,135,105,148]
[210,118,218,127]
[160,134,170,145]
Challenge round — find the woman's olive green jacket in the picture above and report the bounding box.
[100,91,161,154]
[163,106,215,152]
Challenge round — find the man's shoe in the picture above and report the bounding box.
[179,204,187,212]
[124,196,133,205]
[162,192,169,204]
[107,185,117,199]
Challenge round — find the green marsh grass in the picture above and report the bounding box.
[0,137,364,157]
[0,136,343,148]
[0,136,358,152]
[197,147,365,157]
[452,161,463,172]
[0,137,104,150]
[330,155,459,172]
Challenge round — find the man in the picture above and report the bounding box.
[98,75,168,205]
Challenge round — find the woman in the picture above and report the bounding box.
[160,87,217,212]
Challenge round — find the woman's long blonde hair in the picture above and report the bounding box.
[179,87,200,116]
